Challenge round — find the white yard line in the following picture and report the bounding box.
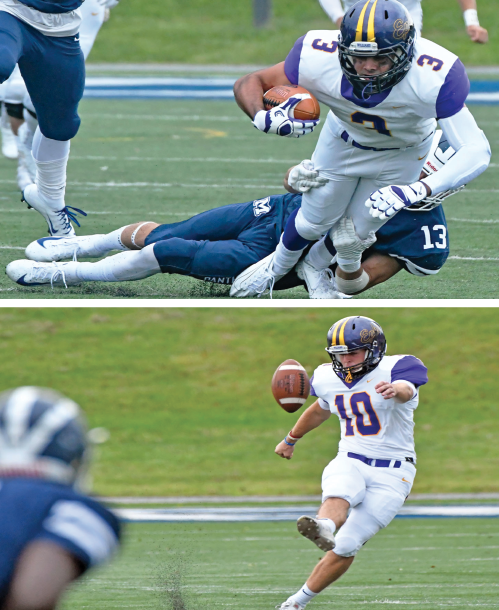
[448,256,499,261]
[447,218,499,224]
[83,113,247,121]
[70,155,295,163]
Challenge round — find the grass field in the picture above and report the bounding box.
[89,0,499,66]
[63,519,499,610]
[0,307,497,496]
[0,100,496,300]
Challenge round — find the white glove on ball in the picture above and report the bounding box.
[366,181,428,219]
[287,160,329,193]
[253,94,319,138]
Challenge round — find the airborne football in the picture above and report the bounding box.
[271,358,310,413]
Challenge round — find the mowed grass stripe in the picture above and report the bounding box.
[64,519,499,610]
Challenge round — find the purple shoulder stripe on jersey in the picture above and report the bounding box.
[310,375,317,397]
[340,75,392,108]
[436,58,470,120]
[391,355,428,388]
[284,35,306,85]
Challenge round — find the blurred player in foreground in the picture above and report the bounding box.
[231,0,490,299]
[319,0,488,43]
[274,316,428,609]
[5,134,455,294]
[0,386,121,610]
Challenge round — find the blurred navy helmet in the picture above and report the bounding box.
[338,0,416,96]
[326,316,387,382]
[0,387,89,486]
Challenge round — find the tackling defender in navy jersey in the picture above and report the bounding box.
[0,0,87,236]
[6,136,452,294]
[0,386,121,610]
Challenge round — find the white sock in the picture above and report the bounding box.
[74,244,161,282]
[76,227,129,258]
[290,584,318,607]
[305,238,336,270]
[272,239,305,276]
[31,128,70,210]
[318,517,337,533]
[336,256,361,273]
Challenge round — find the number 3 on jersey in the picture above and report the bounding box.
[335,392,381,436]
[351,112,392,137]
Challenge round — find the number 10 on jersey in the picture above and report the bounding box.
[335,392,381,436]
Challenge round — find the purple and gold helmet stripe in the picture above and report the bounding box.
[331,316,352,346]
[355,0,378,43]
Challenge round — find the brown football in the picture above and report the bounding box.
[271,359,310,413]
[263,85,320,121]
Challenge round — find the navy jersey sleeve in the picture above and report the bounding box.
[436,59,470,120]
[284,35,305,85]
[391,356,428,388]
[37,498,121,570]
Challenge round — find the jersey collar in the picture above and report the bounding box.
[340,75,392,108]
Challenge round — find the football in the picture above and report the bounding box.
[263,85,320,121]
[271,359,310,413]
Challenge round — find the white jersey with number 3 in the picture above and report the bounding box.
[284,31,470,149]
[310,355,428,461]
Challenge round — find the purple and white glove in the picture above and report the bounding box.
[366,182,428,220]
[253,94,319,138]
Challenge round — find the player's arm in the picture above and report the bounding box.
[275,399,331,460]
[234,62,291,120]
[456,0,488,43]
[374,381,415,403]
[317,0,344,28]
[234,60,319,138]
[2,540,82,610]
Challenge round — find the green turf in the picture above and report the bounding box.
[89,0,499,66]
[0,307,497,496]
[0,100,496,299]
[63,519,499,610]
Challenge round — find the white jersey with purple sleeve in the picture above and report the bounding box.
[283,31,469,149]
[310,355,428,461]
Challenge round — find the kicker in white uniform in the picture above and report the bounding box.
[274,315,428,610]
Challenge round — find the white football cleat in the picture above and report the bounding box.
[275,600,306,610]
[297,516,336,552]
[22,184,86,237]
[1,123,18,160]
[230,253,282,298]
[25,235,104,262]
[296,259,342,300]
[6,260,79,288]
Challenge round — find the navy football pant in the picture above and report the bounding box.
[0,11,84,140]
[145,202,277,283]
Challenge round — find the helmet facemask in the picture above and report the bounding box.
[339,37,415,97]
[326,343,381,383]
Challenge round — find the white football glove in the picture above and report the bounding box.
[253,94,319,138]
[287,160,329,193]
[332,217,376,268]
[366,181,428,220]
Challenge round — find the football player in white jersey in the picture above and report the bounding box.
[274,316,428,610]
[318,0,488,44]
[230,0,490,299]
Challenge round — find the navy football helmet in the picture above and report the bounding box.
[338,0,416,96]
[326,316,387,382]
[0,387,89,487]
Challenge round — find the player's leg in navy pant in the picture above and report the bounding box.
[0,12,24,85]
[18,29,84,141]
[151,219,275,283]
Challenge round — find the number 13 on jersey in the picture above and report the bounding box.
[335,392,381,436]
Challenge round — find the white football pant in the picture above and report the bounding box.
[300,111,433,240]
[321,452,416,557]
